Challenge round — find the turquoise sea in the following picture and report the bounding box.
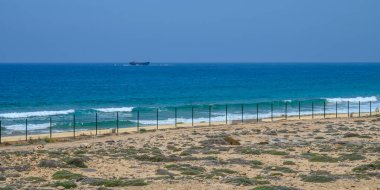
[0,63,379,135]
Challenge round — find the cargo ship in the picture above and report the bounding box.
[129,61,150,66]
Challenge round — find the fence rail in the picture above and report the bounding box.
[0,100,378,144]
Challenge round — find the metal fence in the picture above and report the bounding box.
[0,100,376,144]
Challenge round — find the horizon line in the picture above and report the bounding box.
[1,61,380,64]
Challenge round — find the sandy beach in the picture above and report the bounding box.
[0,113,379,189]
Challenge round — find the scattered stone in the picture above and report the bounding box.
[105,140,115,144]
[38,159,62,168]
[80,143,91,148]
[64,157,88,168]
[343,133,360,138]
[264,130,277,136]
[81,168,97,172]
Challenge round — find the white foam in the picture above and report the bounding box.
[4,123,50,131]
[136,113,259,125]
[283,100,292,102]
[94,107,134,113]
[326,96,377,103]
[0,109,75,119]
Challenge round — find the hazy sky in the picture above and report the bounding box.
[0,0,379,63]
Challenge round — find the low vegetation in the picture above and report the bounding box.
[52,170,83,180]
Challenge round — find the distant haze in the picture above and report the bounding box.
[0,0,380,63]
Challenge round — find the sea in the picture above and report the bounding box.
[0,63,380,135]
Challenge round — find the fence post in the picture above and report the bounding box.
[0,120,2,144]
[25,119,28,141]
[271,103,273,121]
[192,106,194,127]
[256,103,259,122]
[370,101,372,116]
[312,102,314,119]
[49,117,52,139]
[137,110,140,132]
[241,104,244,123]
[225,104,228,125]
[73,114,76,139]
[209,105,211,126]
[285,102,288,120]
[336,102,338,118]
[116,112,119,134]
[359,101,361,117]
[156,108,159,130]
[299,101,301,119]
[175,107,177,127]
[348,101,350,118]
[95,112,98,136]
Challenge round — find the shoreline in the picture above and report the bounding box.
[1,111,378,144]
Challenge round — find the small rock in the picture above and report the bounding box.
[105,140,115,144]
[38,159,61,168]
[264,130,277,136]
[81,168,97,172]
[80,143,91,148]
[343,132,359,138]
[6,173,21,177]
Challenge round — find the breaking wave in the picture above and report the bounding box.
[4,123,50,130]
[0,109,75,119]
[94,107,134,113]
[325,96,377,103]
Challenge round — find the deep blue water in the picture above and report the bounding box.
[0,63,380,134]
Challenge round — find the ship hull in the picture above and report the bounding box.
[129,62,150,66]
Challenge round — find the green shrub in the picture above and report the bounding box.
[64,157,87,168]
[251,186,300,190]
[210,168,238,176]
[339,153,365,161]
[251,160,263,166]
[103,179,125,187]
[283,161,296,165]
[139,128,147,133]
[302,153,339,163]
[43,137,56,143]
[235,147,261,155]
[52,180,77,189]
[0,186,13,190]
[105,179,148,187]
[52,170,83,180]
[225,176,270,186]
[300,174,336,183]
[264,166,295,173]
[167,145,182,152]
[352,160,380,172]
[24,176,46,183]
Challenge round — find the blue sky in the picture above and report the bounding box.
[0,0,379,63]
